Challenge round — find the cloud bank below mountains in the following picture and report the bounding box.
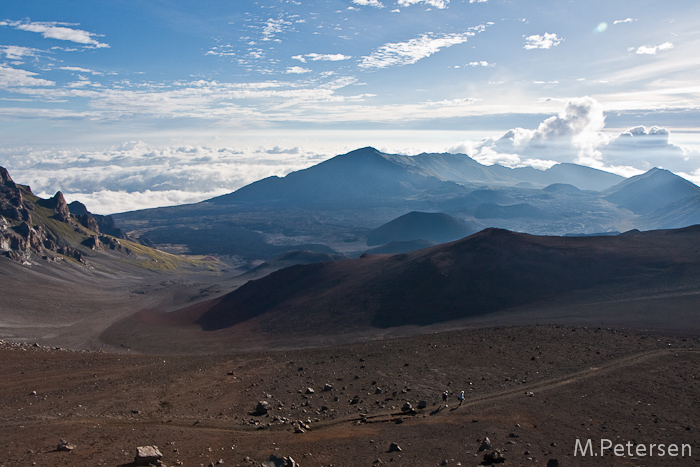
[2,98,698,215]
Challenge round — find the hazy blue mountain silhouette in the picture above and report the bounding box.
[366,211,477,246]
[604,168,700,215]
[112,148,700,260]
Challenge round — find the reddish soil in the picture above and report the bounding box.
[2,326,699,467]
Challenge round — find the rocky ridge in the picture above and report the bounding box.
[0,166,127,265]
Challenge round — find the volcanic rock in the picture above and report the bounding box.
[39,191,71,222]
[134,445,163,466]
[56,439,75,452]
[478,437,492,451]
[255,401,271,415]
[481,450,505,465]
[388,442,402,453]
[261,454,299,467]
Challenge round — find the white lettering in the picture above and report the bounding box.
[636,443,647,457]
[614,443,625,456]
[574,438,594,456]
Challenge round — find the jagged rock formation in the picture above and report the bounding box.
[0,166,128,264]
[0,167,31,223]
[68,201,129,239]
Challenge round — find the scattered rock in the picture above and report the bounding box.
[261,454,299,467]
[324,383,333,392]
[388,442,402,453]
[417,400,427,409]
[56,439,75,452]
[478,437,492,452]
[305,387,315,394]
[546,460,559,467]
[255,401,271,415]
[481,450,505,465]
[134,445,163,466]
[401,402,413,412]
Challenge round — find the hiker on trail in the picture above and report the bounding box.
[458,390,465,406]
[442,391,448,408]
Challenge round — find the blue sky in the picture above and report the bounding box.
[1,0,699,213]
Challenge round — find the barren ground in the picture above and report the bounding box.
[2,326,699,467]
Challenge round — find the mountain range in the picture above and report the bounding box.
[113,147,700,261]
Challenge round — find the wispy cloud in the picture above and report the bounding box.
[635,42,674,55]
[2,20,109,48]
[352,0,385,7]
[292,53,352,63]
[58,66,103,75]
[613,18,635,25]
[523,33,563,50]
[262,18,292,42]
[0,45,42,61]
[359,26,486,69]
[0,64,55,87]
[285,66,311,74]
[397,0,450,9]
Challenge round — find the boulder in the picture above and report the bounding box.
[261,454,299,467]
[481,450,505,465]
[56,439,75,452]
[255,400,271,415]
[134,445,163,466]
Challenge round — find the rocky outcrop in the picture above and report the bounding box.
[0,167,86,264]
[37,191,71,222]
[69,200,129,239]
[0,167,31,223]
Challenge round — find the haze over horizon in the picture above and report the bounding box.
[1,0,699,214]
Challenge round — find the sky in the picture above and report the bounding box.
[0,0,699,214]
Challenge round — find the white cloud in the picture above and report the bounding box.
[447,97,700,176]
[467,61,494,67]
[285,66,312,74]
[613,18,634,25]
[397,0,449,8]
[359,26,485,69]
[292,53,352,63]
[58,66,103,75]
[0,64,55,87]
[635,42,674,55]
[262,18,292,41]
[523,33,563,50]
[5,20,109,48]
[0,45,42,60]
[460,97,607,168]
[352,0,385,7]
